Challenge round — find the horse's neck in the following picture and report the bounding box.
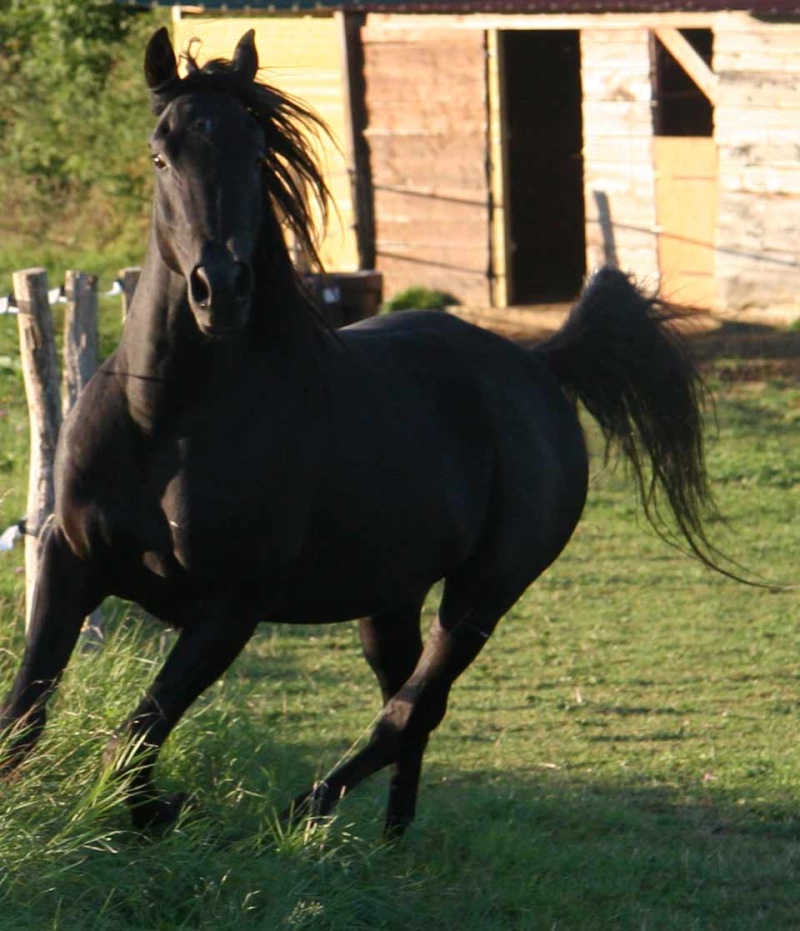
[115,237,326,435]
[116,251,217,433]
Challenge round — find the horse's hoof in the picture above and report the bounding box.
[280,781,333,830]
[130,791,191,831]
[383,816,413,842]
[280,792,314,828]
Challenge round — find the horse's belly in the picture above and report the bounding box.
[265,499,481,624]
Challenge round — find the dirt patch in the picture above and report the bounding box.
[459,307,800,383]
[685,322,800,380]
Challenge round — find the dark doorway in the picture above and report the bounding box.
[501,30,585,304]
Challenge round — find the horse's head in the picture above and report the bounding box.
[143,28,328,340]
[144,28,263,339]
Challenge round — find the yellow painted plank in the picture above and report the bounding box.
[172,16,359,271]
[654,137,718,308]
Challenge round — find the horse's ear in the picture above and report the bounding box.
[232,30,259,83]
[144,27,178,93]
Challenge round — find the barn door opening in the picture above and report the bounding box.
[500,30,585,304]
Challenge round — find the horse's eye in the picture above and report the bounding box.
[152,153,168,171]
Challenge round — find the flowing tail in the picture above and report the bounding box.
[537,266,746,582]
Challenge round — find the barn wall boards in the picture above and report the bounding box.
[172,8,800,315]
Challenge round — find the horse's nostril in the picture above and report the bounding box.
[189,256,253,319]
[190,266,211,308]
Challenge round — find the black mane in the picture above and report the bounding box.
[153,52,330,269]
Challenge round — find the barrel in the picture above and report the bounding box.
[305,271,383,328]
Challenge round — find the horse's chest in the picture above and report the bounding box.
[132,430,317,582]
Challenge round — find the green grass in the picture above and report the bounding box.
[0,329,799,928]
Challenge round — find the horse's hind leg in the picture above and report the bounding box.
[358,599,426,836]
[287,576,523,834]
[1,524,103,768]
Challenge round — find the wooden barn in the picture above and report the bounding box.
[165,1,800,316]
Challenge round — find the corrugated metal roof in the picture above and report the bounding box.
[140,1,800,12]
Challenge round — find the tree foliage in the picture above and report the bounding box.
[0,1,168,254]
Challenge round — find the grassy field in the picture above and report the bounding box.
[0,308,799,929]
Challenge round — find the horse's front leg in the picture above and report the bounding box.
[105,602,257,830]
[1,523,104,768]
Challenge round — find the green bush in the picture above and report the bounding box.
[384,286,459,312]
[0,1,169,275]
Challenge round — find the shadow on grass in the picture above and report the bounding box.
[4,605,800,928]
[3,638,800,929]
[687,319,800,366]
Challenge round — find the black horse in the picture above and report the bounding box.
[1,29,725,836]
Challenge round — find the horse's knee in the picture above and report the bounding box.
[377,685,448,753]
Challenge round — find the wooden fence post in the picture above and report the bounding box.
[63,271,99,415]
[119,266,141,320]
[12,268,62,631]
[63,270,105,644]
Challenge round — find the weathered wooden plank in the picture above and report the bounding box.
[585,241,661,281]
[363,104,486,135]
[583,178,657,200]
[586,219,659,250]
[579,29,652,70]
[715,48,800,74]
[62,270,106,647]
[364,21,489,305]
[365,11,721,32]
[585,191,658,224]
[371,185,486,215]
[581,68,652,103]
[12,268,62,631]
[715,25,800,55]
[376,238,488,259]
[714,15,800,34]
[376,228,487,250]
[584,163,656,196]
[725,199,800,255]
[364,65,484,98]
[582,101,654,136]
[584,156,655,179]
[717,259,800,310]
[716,106,800,131]
[582,27,652,44]
[62,271,99,416]
[580,25,658,283]
[718,190,800,258]
[718,142,800,170]
[715,122,800,146]
[369,149,488,194]
[581,137,654,164]
[715,71,800,107]
[375,207,487,245]
[719,164,800,196]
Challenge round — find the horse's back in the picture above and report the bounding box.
[339,309,582,457]
[332,310,589,590]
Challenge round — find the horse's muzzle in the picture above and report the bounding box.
[188,245,254,337]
